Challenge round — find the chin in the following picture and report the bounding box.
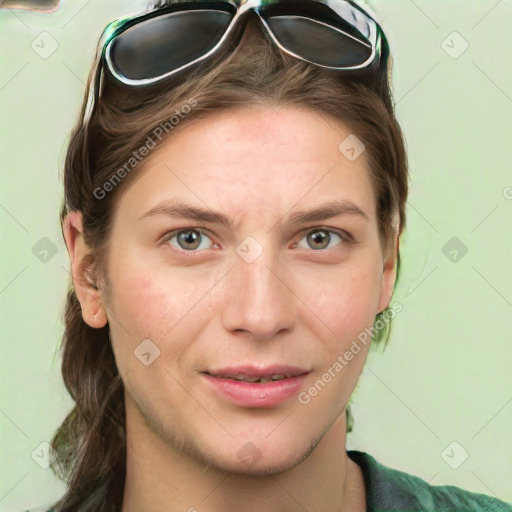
[216,449,309,478]
[199,435,314,478]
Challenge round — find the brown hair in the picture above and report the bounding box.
[49,10,409,511]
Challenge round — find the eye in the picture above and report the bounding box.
[160,226,352,254]
[295,228,350,251]
[161,228,215,252]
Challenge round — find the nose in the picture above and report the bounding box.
[221,243,296,341]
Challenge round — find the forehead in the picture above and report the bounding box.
[172,106,356,165]
[117,105,376,225]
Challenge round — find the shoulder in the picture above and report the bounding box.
[348,450,512,512]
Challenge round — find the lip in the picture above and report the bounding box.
[204,364,309,379]
[201,365,311,408]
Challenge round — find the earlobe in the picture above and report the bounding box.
[63,211,108,329]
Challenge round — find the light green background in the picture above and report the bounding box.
[1,1,511,510]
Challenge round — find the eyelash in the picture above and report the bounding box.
[159,226,353,255]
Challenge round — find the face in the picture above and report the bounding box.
[100,105,397,474]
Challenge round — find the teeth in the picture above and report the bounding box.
[219,374,289,382]
[232,374,261,382]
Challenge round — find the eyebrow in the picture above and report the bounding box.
[137,199,370,229]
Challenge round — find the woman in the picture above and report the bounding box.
[26,0,512,511]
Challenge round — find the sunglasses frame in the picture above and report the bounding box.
[83,0,388,125]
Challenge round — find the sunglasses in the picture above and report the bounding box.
[83,0,389,124]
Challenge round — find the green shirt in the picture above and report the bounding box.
[348,450,512,511]
[24,450,512,512]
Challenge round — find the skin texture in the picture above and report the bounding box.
[64,105,399,512]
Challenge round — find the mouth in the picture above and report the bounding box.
[203,372,304,383]
[201,366,311,407]
[202,364,310,383]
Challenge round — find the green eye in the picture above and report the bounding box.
[162,229,215,253]
[296,228,350,251]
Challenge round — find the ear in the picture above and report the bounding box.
[376,227,400,314]
[62,211,108,329]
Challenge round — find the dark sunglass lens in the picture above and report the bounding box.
[111,9,233,81]
[266,15,372,67]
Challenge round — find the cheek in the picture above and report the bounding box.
[106,269,207,386]
[107,253,218,352]
[301,262,382,343]
[110,272,189,340]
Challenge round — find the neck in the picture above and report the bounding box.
[121,394,365,512]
